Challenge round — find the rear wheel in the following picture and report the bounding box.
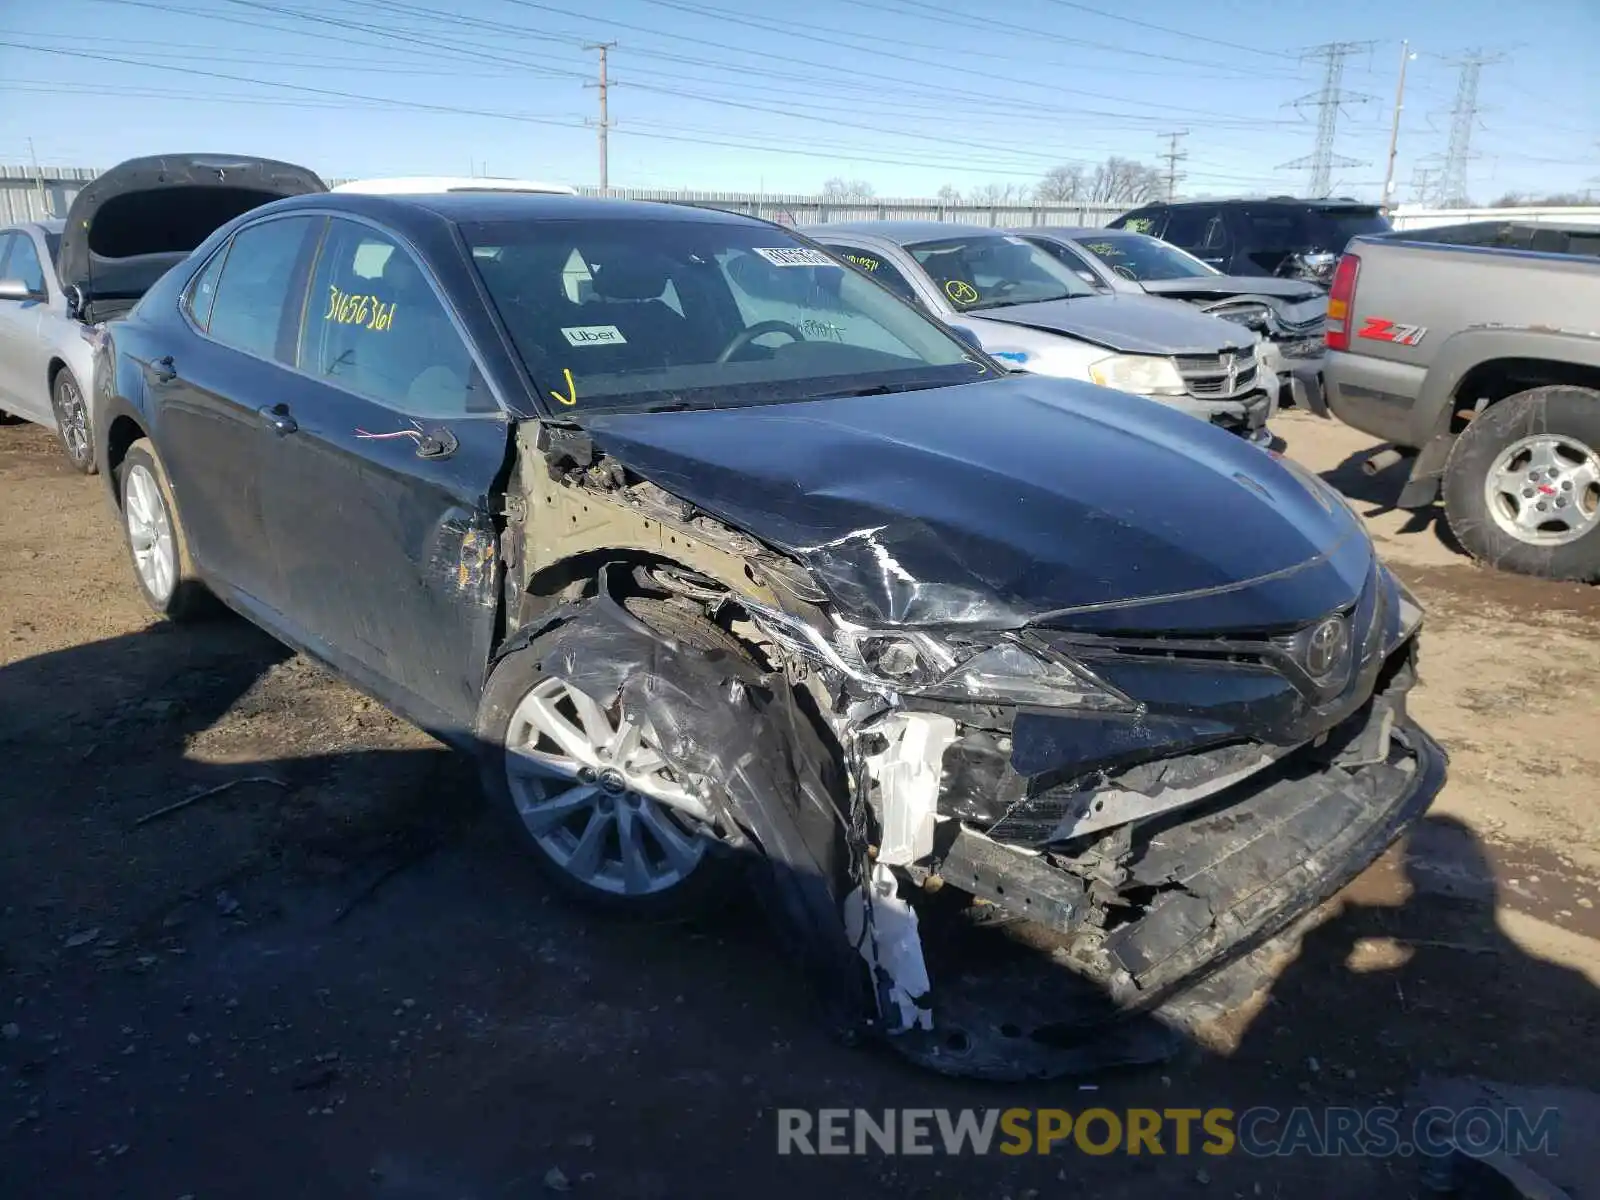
[50,367,96,474]
[476,597,748,916]
[1442,385,1600,582]
[117,439,212,620]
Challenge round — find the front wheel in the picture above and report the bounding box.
[476,598,746,916]
[1442,385,1600,583]
[50,367,96,474]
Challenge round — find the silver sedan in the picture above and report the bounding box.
[0,220,98,472]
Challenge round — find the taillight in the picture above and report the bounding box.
[1325,252,1361,351]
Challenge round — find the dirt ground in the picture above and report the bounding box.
[1,410,1597,1199]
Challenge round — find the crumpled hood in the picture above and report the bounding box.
[1139,276,1325,304]
[972,293,1257,355]
[581,374,1372,634]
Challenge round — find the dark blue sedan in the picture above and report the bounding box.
[95,190,1445,1076]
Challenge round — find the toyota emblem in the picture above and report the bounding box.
[1303,614,1351,681]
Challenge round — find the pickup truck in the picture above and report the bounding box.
[1323,234,1600,582]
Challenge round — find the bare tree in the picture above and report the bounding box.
[1083,156,1165,207]
[822,177,876,201]
[936,184,963,203]
[1490,189,1587,207]
[965,181,1032,204]
[1035,164,1085,203]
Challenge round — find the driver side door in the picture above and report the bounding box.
[0,232,50,420]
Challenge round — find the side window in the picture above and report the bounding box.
[1159,208,1213,251]
[207,217,320,362]
[826,244,922,306]
[300,218,482,418]
[4,234,46,295]
[1201,215,1231,253]
[0,233,16,283]
[185,245,229,331]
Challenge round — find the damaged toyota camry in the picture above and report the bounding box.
[94,193,1446,1079]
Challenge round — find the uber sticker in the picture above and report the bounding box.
[752,246,835,267]
[561,324,627,347]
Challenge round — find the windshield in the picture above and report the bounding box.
[462,218,991,415]
[1311,209,1392,250]
[1073,233,1219,282]
[905,233,1094,310]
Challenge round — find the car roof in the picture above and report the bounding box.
[269,191,767,228]
[808,220,1012,246]
[2,218,65,235]
[1132,197,1380,211]
[332,175,577,196]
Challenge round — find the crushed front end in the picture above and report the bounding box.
[745,555,1444,1077]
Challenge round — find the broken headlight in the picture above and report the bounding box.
[832,626,1127,708]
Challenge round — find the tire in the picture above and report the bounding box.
[50,367,96,474]
[116,438,213,620]
[1442,385,1600,583]
[476,596,748,917]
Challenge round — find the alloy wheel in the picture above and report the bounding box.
[504,677,708,896]
[56,374,90,463]
[125,464,176,602]
[1483,434,1600,547]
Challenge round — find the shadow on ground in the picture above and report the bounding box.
[1,621,1595,1198]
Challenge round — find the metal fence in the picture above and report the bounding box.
[9,166,1597,235]
[0,166,1124,227]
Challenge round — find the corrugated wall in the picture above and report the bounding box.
[0,166,1123,227]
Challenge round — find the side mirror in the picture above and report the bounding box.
[948,325,984,353]
[0,277,42,302]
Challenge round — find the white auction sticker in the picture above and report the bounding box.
[561,325,628,346]
[752,246,836,267]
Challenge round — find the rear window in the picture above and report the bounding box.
[1311,208,1392,251]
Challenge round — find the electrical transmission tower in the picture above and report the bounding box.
[1278,41,1375,198]
[1158,130,1188,201]
[1438,50,1504,207]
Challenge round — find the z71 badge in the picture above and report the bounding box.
[1358,317,1427,347]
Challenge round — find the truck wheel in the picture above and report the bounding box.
[475,597,745,917]
[1442,385,1600,582]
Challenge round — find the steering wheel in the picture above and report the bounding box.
[717,320,806,363]
[1112,264,1138,282]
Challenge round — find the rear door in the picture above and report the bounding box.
[258,216,509,736]
[0,232,48,420]
[154,213,324,611]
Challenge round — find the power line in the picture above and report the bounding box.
[1278,41,1376,197]
[1158,130,1188,200]
[1439,49,1505,206]
[1033,0,1284,59]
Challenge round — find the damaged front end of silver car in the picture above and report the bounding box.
[496,422,1447,1080]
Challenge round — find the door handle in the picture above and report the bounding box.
[150,355,177,383]
[257,404,298,436]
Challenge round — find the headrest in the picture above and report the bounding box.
[590,258,669,300]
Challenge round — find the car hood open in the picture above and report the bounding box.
[970,292,1257,356]
[57,153,327,312]
[580,374,1372,634]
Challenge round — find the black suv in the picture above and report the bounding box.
[1110,198,1392,285]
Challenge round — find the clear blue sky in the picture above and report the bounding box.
[1,0,1595,203]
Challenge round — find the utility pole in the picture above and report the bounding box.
[584,42,617,194]
[1439,49,1504,208]
[1381,41,1416,212]
[27,137,47,216]
[1158,130,1188,201]
[1277,41,1375,198]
